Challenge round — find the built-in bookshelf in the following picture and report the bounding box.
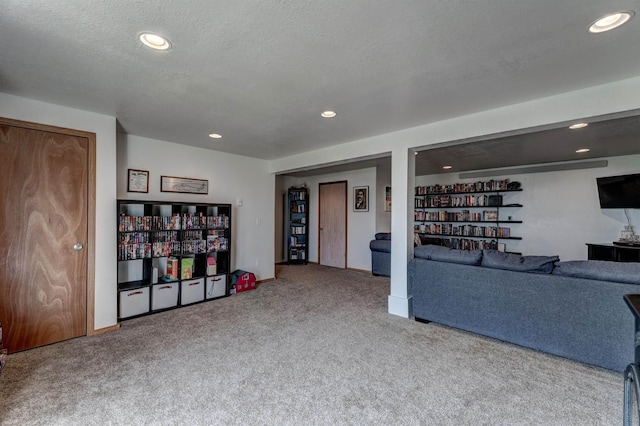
[285,187,309,264]
[117,200,231,320]
[414,179,522,251]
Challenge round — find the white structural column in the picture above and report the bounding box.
[388,146,415,317]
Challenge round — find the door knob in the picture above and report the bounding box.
[73,243,83,251]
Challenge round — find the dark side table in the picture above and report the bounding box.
[588,243,640,262]
[623,294,640,425]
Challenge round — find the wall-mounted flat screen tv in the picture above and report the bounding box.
[597,173,640,209]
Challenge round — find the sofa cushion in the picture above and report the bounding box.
[552,260,640,285]
[414,244,483,265]
[375,232,391,240]
[481,250,558,274]
[369,239,391,253]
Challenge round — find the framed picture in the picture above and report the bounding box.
[384,186,391,212]
[353,186,369,212]
[127,169,149,193]
[161,175,209,194]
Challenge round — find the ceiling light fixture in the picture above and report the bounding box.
[321,111,336,118]
[442,165,453,170]
[576,148,591,153]
[589,11,634,33]
[208,133,222,139]
[139,32,172,50]
[569,122,589,129]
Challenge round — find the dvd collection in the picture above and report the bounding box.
[414,210,499,222]
[290,202,306,213]
[443,238,499,251]
[118,214,181,232]
[415,194,495,208]
[415,179,515,195]
[288,236,306,247]
[290,225,306,234]
[414,223,511,239]
[118,237,229,260]
[118,213,229,260]
[118,213,229,232]
[289,189,306,200]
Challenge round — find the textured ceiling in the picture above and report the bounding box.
[414,111,640,175]
[2,1,640,164]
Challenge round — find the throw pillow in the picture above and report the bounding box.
[414,244,483,265]
[481,250,558,274]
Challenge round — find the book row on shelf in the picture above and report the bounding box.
[118,213,230,232]
[415,210,501,222]
[118,231,178,245]
[415,179,517,195]
[118,236,229,261]
[442,238,501,251]
[289,189,306,200]
[289,249,306,260]
[288,235,306,246]
[290,225,306,234]
[290,203,306,213]
[416,194,501,208]
[416,223,512,238]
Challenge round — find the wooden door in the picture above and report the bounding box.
[319,181,347,268]
[0,119,92,353]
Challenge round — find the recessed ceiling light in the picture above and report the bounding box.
[321,111,336,118]
[589,11,634,33]
[569,122,588,129]
[139,32,172,50]
[442,165,453,170]
[208,133,222,139]
[414,152,419,156]
[576,148,591,153]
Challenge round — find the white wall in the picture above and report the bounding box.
[281,168,377,271]
[0,92,118,330]
[416,155,640,261]
[375,165,392,233]
[117,134,275,281]
[274,175,287,264]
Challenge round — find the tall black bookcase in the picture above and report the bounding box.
[286,187,309,264]
[117,200,231,320]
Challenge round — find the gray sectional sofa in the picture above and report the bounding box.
[370,233,445,277]
[370,233,392,276]
[409,245,640,372]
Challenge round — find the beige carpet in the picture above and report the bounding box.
[0,264,623,425]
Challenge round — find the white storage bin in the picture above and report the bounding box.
[119,287,150,319]
[206,274,227,299]
[181,278,204,305]
[152,282,179,310]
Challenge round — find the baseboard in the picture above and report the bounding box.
[257,277,276,284]
[347,267,371,274]
[89,323,121,336]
